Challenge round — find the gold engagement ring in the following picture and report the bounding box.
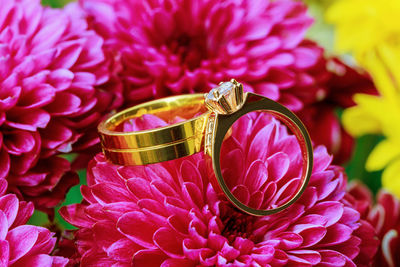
[98,79,313,216]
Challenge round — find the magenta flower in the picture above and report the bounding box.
[78,0,376,163]
[347,182,400,266]
[0,0,121,210]
[60,113,378,266]
[297,58,376,164]
[0,179,68,266]
[79,0,316,109]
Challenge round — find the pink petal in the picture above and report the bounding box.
[7,225,39,264]
[289,250,321,265]
[292,224,326,247]
[318,250,347,267]
[0,194,18,228]
[17,83,55,109]
[233,237,254,255]
[275,232,303,250]
[160,258,194,267]
[41,122,73,149]
[0,85,21,111]
[91,183,134,205]
[126,178,153,200]
[153,227,184,258]
[272,178,300,207]
[307,201,344,227]
[181,182,203,208]
[48,69,74,91]
[93,221,122,250]
[180,160,203,191]
[106,238,138,262]
[231,185,250,205]
[0,179,6,195]
[293,47,319,69]
[267,152,290,181]
[254,82,280,101]
[51,41,83,69]
[12,201,34,228]
[248,124,274,163]
[45,92,81,115]
[92,164,125,186]
[3,130,36,155]
[0,211,8,240]
[244,160,268,192]
[0,150,10,179]
[132,249,166,267]
[6,109,50,131]
[59,204,95,228]
[12,254,53,267]
[0,240,9,267]
[31,11,67,51]
[221,148,245,189]
[317,223,353,246]
[117,211,158,248]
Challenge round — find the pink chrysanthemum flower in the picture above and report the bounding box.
[79,0,376,163]
[0,179,68,266]
[347,182,400,267]
[80,0,317,109]
[61,113,378,266]
[0,0,121,210]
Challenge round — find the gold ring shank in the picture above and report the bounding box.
[98,94,210,165]
[209,92,313,216]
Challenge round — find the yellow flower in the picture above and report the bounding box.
[327,0,400,197]
[326,0,400,60]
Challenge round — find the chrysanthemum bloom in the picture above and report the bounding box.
[0,179,68,266]
[347,182,400,267]
[78,0,376,164]
[61,113,378,266]
[79,0,314,108]
[327,0,400,196]
[0,0,121,210]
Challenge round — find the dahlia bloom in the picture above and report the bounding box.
[297,58,376,164]
[61,113,378,266]
[347,182,400,267]
[0,0,121,210]
[78,0,376,163]
[80,0,317,109]
[0,179,68,266]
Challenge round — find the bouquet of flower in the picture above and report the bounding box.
[0,0,398,266]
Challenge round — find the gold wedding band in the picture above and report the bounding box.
[98,94,210,165]
[98,79,313,216]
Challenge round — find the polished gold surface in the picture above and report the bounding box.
[205,91,313,216]
[98,94,210,165]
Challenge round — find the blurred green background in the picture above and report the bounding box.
[42,0,72,7]
[31,0,383,230]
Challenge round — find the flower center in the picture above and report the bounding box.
[167,33,207,70]
[221,210,259,243]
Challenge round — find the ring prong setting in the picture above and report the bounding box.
[205,79,245,115]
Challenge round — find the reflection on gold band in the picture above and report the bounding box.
[98,94,210,165]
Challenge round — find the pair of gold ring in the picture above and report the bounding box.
[98,80,313,216]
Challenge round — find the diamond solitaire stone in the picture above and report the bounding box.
[204,79,244,114]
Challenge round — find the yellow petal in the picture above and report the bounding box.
[362,50,399,100]
[342,100,382,136]
[382,159,400,199]
[366,139,400,171]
